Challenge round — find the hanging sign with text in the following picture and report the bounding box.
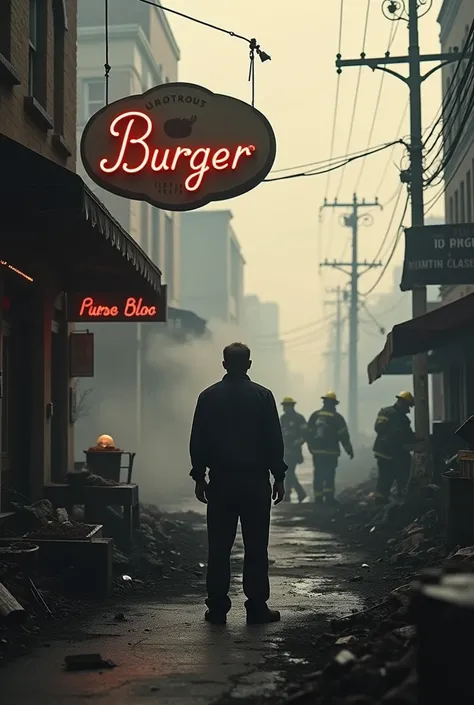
[67,288,167,323]
[80,82,276,212]
[401,223,474,291]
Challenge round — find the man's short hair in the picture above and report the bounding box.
[223,342,251,369]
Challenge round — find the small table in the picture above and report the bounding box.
[43,483,140,551]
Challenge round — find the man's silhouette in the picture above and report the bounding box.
[189,342,287,625]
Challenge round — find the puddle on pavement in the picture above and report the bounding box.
[291,577,363,615]
[231,671,284,699]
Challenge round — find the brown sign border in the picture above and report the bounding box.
[80,82,277,213]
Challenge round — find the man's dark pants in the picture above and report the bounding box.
[206,474,272,615]
[376,456,411,499]
[312,454,338,502]
[283,456,306,502]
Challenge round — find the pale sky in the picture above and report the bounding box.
[166,1,445,384]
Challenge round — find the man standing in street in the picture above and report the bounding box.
[189,342,287,625]
[306,392,354,504]
[280,397,307,503]
[373,391,419,502]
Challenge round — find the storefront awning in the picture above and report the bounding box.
[367,292,474,384]
[0,134,161,293]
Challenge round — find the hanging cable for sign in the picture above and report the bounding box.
[136,0,271,106]
[104,0,110,104]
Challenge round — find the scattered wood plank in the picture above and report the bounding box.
[0,581,26,625]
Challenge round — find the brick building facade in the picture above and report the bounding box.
[0,0,164,510]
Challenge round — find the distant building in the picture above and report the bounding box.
[180,211,245,325]
[243,296,289,400]
[74,1,188,456]
[76,0,181,300]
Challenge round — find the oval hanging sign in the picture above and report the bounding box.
[80,82,276,212]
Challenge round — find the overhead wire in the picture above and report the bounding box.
[324,0,345,201]
[255,312,336,341]
[422,19,474,157]
[335,0,371,200]
[425,131,474,215]
[264,140,402,183]
[359,194,409,297]
[354,21,400,193]
[374,100,408,195]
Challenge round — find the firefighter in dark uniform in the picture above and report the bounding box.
[373,391,417,501]
[280,397,307,503]
[190,342,287,626]
[306,391,354,504]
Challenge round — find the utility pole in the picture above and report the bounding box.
[320,194,382,436]
[324,285,345,391]
[335,0,472,465]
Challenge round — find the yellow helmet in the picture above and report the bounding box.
[96,434,115,448]
[282,396,296,405]
[322,391,339,404]
[396,391,414,406]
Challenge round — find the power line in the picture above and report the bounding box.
[374,100,408,195]
[325,0,345,200]
[422,19,474,158]
[256,312,335,341]
[335,0,371,200]
[354,21,400,193]
[425,131,474,215]
[359,194,409,297]
[264,140,402,183]
[270,141,394,175]
[371,186,404,264]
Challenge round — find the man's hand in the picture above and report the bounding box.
[272,480,285,505]
[348,449,354,460]
[195,480,208,504]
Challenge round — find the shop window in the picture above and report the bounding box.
[52,0,68,135]
[460,181,466,223]
[28,0,47,105]
[0,0,12,60]
[448,196,454,224]
[454,190,459,223]
[84,79,105,120]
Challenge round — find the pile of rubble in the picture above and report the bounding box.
[282,582,418,704]
[112,504,206,583]
[333,481,445,574]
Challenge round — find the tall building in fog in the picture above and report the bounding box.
[243,295,289,402]
[180,211,245,325]
[74,1,183,456]
[76,0,181,299]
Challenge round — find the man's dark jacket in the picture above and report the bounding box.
[189,374,287,482]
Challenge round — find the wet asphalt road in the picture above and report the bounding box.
[0,465,366,704]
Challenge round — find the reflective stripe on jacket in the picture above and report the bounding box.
[373,405,417,460]
[305,408,352,457]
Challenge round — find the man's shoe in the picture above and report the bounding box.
[205,610,227,625]
[246,608,281,625]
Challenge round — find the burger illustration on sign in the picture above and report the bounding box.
[80,82,276,212]
[164,114,197,138]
